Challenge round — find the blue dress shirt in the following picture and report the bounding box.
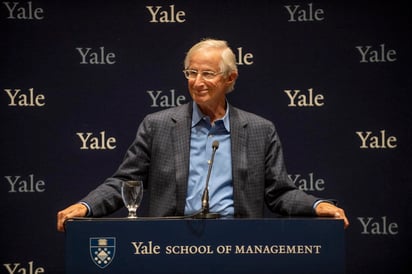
[184,102,234,216]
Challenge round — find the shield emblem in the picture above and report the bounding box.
[89,237,116,269]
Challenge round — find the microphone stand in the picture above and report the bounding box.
[193,141,221,219]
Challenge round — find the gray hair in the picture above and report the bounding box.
[184,38,238,93]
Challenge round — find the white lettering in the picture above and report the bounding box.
[3,1,44,20]
[4,88,46,107]
[358,216,399,235]
[284,88,324,107]
[284,3,324,22]
[165,245,214,255]
[5,174,46,193]
[76,47,116,64]
[289,173,325,191]
[131,241,161,255]
[236,47,254,65]
[3,261,45,274]
[147,89,186,107]
[146,5,186,23]
[356,44,397,63]
[76,131,117,150]
[356,130,397,149]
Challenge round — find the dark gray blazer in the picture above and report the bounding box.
[82,102,319,217]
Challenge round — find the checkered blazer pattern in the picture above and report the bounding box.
[83,102,319,217]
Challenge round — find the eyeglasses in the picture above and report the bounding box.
[183,69,224,80]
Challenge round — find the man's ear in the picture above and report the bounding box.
[226,71,238,85]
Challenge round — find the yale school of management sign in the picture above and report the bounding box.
[65,218,344,273]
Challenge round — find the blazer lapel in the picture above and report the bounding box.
[171,103,192,215]
[229,106,248,214]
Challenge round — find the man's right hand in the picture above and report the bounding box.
[57,203,88,232]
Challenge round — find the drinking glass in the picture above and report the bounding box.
[121,180,143,218]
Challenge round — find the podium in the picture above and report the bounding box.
[65,218,345,274]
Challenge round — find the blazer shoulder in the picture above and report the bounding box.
[144,103,191,123]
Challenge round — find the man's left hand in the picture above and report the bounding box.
[315,202,350,229]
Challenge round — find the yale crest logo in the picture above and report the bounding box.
[90,237,116,268]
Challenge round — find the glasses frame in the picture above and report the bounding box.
[183,69,224,80]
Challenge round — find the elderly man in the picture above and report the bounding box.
[57,38,349,231]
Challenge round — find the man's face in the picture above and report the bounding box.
[186,48,234,109]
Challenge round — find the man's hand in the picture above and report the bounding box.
[315,202,350,229]
[57,203,88,232]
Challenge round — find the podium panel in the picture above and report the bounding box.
[65,218,344,274]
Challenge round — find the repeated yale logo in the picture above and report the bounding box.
[5,174,46,193]
[147,89,187,108]
[356,130,397,149]
[284,3,325,22]
[90,237,116,269]
[76,47,116,65]
[356,44,397,63]
[4,88,46,107]
[284,88,325,107]
[289,172,325,192]
[358,216,398,235]
[3,261,45,274]
[76,131,117,150]
[146,5,186,23]
[3,1,45,20]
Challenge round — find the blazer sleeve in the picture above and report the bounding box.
[80,115,153,217]
[263,122,319,216]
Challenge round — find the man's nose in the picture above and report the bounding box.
[193,73,205,85]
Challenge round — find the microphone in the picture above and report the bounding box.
[193,140,221,219]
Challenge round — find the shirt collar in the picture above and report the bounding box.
[191,101,231,132]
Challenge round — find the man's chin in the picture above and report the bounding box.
[193,94,210,103]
